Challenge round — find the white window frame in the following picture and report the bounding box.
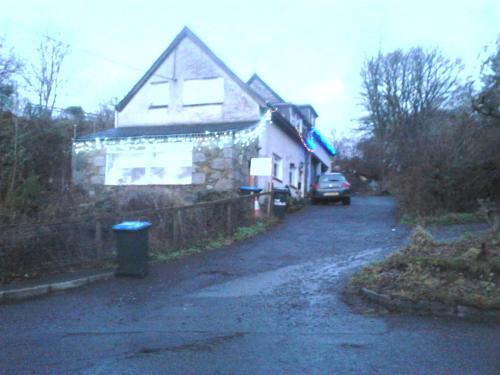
[182,77,224,106]
[149,81,170,108]
[272,153,283,181]
[105,142,193,185]
[289,163,297,187]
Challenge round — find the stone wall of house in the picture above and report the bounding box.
[72,139,259,204]
[193,139,258,192]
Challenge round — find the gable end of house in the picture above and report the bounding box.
[116,27,266,113]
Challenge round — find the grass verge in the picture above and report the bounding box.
[400,211,485,226]
[150,218,277,263]
[346,226,500,310]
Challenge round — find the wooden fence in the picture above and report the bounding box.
[0,193,272,284]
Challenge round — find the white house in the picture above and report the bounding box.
[72,27,335,203]
[247,75,335,195]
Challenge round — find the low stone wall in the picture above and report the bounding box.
[359,287,500,322]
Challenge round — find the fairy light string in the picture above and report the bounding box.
[74,110,269,154]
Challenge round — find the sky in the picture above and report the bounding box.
[1,0,498,137]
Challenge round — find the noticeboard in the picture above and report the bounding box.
[250,157,272,176]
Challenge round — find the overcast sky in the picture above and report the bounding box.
[1,0,498,136]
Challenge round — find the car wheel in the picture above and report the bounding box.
[342,197,351,205]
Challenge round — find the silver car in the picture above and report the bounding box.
[311,173,351,205]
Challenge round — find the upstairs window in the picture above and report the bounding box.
[183,77,224,106]
[149,81,170,108]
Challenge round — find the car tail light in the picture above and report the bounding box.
[311,183,319,190]
[341,182,351,189]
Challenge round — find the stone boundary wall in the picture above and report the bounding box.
[359,287,500,322]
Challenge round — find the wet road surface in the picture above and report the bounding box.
[1,196,498,374]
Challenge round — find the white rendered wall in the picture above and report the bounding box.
[313,142,332,172]
[257,121,307,196]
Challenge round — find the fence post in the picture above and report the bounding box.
[226,202,233,236]
[173,210,183,248]
[95,219,103,257]
[0,249,4,284]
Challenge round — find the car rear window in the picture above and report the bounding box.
[318,174,345,182]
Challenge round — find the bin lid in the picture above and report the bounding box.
[239,186,263,193]
[112,221,152,231]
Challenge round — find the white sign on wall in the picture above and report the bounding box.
[250,157,272,176]
[105,142,193,185]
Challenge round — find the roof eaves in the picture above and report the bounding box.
[75,121,259,141]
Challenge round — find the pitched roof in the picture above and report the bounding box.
[247,73,285,103]
[75,121,258,141]
[297,104,319,118]
[115,27,267,112]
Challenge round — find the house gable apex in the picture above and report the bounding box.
[116,26,266,112]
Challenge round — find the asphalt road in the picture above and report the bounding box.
[1,196,498,374]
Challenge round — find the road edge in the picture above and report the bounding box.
[0,271,114,304]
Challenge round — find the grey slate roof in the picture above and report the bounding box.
[76,122,258,141]
[297,104,319,118]
[246,74,317,131]
[273,102,313,129]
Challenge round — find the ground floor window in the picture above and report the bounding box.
[289,163,297,187]
[105,142,193,185]
[272,153,283,181]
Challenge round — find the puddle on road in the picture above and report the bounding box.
[130,332,247,356]
[189,247,387,299]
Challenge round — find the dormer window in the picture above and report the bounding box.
[149,81,170,108]
[183,77,224,106]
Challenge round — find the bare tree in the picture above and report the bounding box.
[93,100,116,132]
[26,35,69,116]
[360,47,464,168]
[0,40,22,112]
[473,37,500,121]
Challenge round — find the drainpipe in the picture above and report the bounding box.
[304,148,310,195]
